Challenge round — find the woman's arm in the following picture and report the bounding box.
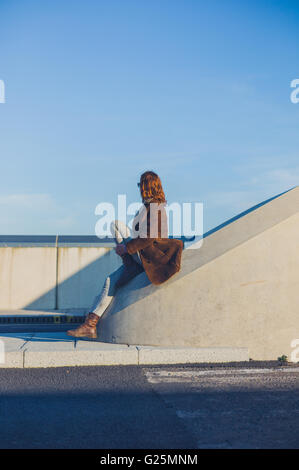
[126,235,154,255]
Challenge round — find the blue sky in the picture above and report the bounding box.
[0,0,299,235]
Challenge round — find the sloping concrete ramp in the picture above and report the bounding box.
[97,187,299,360]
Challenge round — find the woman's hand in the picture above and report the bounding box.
[115,243,127,256]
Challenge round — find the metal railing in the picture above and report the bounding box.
[0,234,194,247]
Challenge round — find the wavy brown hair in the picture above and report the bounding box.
[139,171,166,204]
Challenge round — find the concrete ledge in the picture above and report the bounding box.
[73,340,139,366]
[137,346,249,365]
[0,334,32,368]
[0,333,249,368]
[23,333,75,368]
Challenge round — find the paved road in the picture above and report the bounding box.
[0,364,298,449]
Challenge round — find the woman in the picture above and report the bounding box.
[67,171,183,339]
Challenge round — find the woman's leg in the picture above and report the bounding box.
[66,220,143,338]
[90,219,142,317]
[66,266,125,339]
[89,264,125,318]
[110,219,131,244]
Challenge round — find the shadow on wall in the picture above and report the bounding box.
[22,240,203,313]
[24,250,123,311]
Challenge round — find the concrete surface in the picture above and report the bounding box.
[98,186,299,361]
[0,247,57,310]
[0,335,25,368]
[0,333,249,368]
[1,187,298,362]
[57,247,120,309]
[136,346,249,365]
[0,245,121,310]
[0,364,298,448]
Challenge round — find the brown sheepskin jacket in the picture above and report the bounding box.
[125,201,183,285]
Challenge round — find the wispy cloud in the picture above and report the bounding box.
[0,193,55,210]
[250,168,299,189]
[207,163,299,215]
[0,193,77,234]
[207,190,259,212]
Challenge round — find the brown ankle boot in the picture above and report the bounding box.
[67,312,99,339]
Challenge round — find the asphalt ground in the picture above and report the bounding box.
[0,363,298,450]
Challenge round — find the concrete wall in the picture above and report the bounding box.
[0,247,57,310]
[97,187,299,361]
[57,247,121,309]
[0,246,121,310]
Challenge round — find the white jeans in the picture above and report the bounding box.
[90,220,143,318]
